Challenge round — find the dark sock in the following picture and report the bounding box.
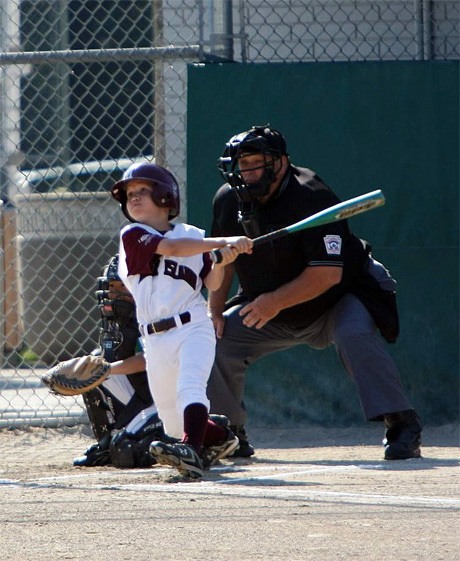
[203,419,228,447]
[182,403,208,453]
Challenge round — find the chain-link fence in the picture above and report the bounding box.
[239,0,459,62]
[0,0,458,428]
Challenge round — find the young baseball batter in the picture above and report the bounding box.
[111,162,253,479]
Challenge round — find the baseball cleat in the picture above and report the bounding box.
[228,425,255,457]
[149,441,204,479]
[73,434,112,467]
[201,428,239,468]
[209,414,231,428]
[383,427,422,460]
[383,409,422,460]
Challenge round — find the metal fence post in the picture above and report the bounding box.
[153,0,166,167]
[0,199,3,369]
[210,0,234,61]
[423,0,433,61]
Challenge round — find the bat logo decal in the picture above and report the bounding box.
[335,199,384,220]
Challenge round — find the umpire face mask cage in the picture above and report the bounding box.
[218,125,289,201]
[111,162,180,221]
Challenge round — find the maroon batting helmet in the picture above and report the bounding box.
[111,162,180,221]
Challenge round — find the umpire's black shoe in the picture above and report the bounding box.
[383,409,422,460]
[209,414,230,428]
[228,425,255,458]
[73,434,112,467]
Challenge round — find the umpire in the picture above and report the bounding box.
[207,125,422,460]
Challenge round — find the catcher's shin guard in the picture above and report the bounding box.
[82,387,116,441]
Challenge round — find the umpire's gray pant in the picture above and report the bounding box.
[207,293,413,426]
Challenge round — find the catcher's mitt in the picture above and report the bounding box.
[42,355,111,396]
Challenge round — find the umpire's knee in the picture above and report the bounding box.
[332,295,376,348]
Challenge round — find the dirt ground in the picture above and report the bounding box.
[0,423,458,561]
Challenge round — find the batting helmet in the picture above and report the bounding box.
[111,162,180,221]
[218,125,289,198]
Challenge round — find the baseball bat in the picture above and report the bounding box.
[210,189,385,264]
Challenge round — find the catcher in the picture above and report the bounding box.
[43,254,173,468]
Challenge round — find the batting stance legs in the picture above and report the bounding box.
[143,317,216,439]
[208,294,421,459]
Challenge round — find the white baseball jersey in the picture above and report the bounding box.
[118,221,212,326]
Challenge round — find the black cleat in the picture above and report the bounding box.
[201,427,239,468]
[149,441,204,479]
[228,425,255,458]
[209,414,230,428]
[383,409,422,460]
[73,434,112,467]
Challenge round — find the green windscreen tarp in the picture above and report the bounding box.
[187,61,459,426]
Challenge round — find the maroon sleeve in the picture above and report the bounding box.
[122,226,163,275]
[200,251,213,281]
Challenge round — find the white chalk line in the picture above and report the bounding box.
[1,463,459,510]
[11,463,382,483]
[1,478,458,509]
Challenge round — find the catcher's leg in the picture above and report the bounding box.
[82,386,116,441]
[75,376,149,467]
[73,387,117,467]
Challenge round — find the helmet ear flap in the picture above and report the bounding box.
[111,185,126,205]
[111,184,134,222]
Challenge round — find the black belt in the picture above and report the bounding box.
[143,311,191,335]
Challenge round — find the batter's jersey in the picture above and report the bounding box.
[118,222,212,325]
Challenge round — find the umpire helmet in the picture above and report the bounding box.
[111,162,180,221]
[218,125,289,198]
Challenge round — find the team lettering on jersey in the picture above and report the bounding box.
[138,258,198,290]
[139,254,161,282]
[164,259,198,290]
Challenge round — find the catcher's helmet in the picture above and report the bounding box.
[111,162,180,221]
[218,125,289,198]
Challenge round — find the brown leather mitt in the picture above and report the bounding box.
[42,355,111,396]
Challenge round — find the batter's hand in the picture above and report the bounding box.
[213,236,253,266]
[239,293,281,329]
[225,236,253,253]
